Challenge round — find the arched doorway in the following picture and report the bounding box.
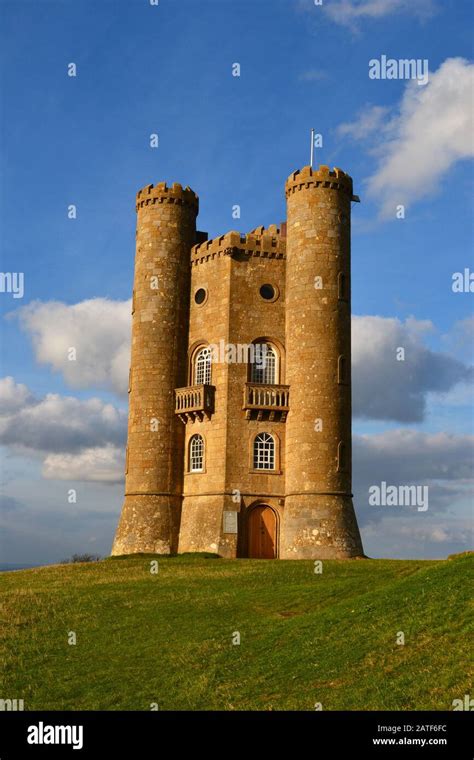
[248,505,277,559]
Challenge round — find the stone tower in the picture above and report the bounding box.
[112,165,364,559]
[281,166,363,558]
[111,182,198,555]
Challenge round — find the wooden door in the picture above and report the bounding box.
[248,506,276,559]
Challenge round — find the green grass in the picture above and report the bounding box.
[0,552,472,711]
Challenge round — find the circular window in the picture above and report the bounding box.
[194,288,207,305]
[260,282,280,301]
[259,284,278,302]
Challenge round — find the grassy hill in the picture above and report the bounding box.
[1,553,472,711]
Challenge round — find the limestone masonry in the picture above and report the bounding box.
[112,165,364,559]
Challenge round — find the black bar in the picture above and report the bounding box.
[0,710,471,757]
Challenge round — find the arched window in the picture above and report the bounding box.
[253,432,275,470]
[250,344,278,384]
[194,346,212,385]
[338,355,347,384]
[189,434,204,472]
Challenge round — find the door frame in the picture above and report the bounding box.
[244,501,280,559]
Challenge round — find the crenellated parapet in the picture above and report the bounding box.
[191,225,286,266]
[285,165,355,199]
[136,182,199,213]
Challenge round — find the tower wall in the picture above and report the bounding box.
[111,182,197,555]
[224,230,286,558]
[281,166,363,559]
[178,229,287,558]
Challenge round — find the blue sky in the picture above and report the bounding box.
[0,0,473,564]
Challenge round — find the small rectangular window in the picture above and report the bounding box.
[338,273,347,301]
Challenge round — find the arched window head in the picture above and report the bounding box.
[189,434,204,472]
[250,343,278,384]
[194,346,212,385]
[253,432,275,470]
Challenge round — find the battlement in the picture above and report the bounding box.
[190,225,286,265]
[136,182,199,212]
[285,165,354,199]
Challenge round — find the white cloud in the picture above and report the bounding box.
[352,316,473,422]
[323,0,436,27]
[0,376,36,414]
[42,445,124,483]
[0,377,126,483]
[0,387,126,454]
[337,105,391,140]
[361,516,472,559]
[354,428,474,484]
[340,58,474,218]
[429,527,449,542]
[441,316,474,358]
[11,298,132,397]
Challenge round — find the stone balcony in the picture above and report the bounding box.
[243,383,290,421]
[175,384,215,423]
